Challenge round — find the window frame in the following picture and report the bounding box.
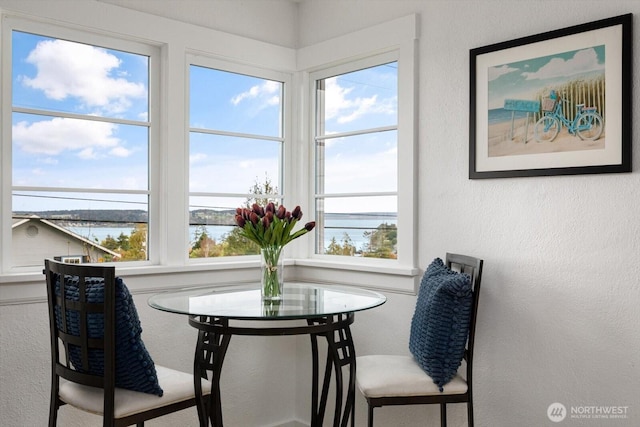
[1,15,161,273]
[0,7,417,299]
[310,52,399,259]
[185,54,293,264]
[296,15,419,291]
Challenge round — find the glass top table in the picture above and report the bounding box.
[148,282,386,427]
[148,281,386,320]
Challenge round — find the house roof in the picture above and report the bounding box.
[12,215,122,259]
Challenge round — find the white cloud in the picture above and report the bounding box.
[523,48,604,80]
[324,77,395,124]
[238,159,259,170]
[336,94,378,123]
[78,147,97,159]
[189,156,277,194]
[39,157,58,165]
[12,117,125,158]
[266,95,280,106]
[488,64,518,81]
[321,145,398,213]
[109,146,132,157]
[325,146,397,193]
[189,153,208,164]
[20,39,146,114]
[231,80,280,106]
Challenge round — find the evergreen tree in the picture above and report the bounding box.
[101,235,119,251]
[120,224,147,260]
[363,223,397,259]
[190,175,278,257]
[326,232,356,256]
[117,232,130,251]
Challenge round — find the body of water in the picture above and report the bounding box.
[69,215,396,251]
[488,108,531,125]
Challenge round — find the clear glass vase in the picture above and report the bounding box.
[261,246,284,300]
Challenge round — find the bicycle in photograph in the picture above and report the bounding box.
[533,90,604,143]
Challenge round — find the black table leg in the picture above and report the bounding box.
[309,313,356,427]
[190,312,356,427]
[191,316,231,427]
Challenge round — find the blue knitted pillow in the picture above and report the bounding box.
[409,258,473,391]
[55,275,163,396]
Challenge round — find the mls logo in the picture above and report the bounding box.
[547,402,567,422]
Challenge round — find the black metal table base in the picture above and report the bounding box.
[189,313,356,427]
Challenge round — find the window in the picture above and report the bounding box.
[7,22,157,269]
[312,56,398,259]
[300,15,418,288]
[2,9,417,294]
[187,57,288,259]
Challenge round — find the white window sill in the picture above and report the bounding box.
[0,258,420,305]
[292,258,420,294]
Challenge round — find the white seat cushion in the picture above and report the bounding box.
[356,355,467,398]
[59,365,211,419]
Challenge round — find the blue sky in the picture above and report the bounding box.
[12,31,398,214]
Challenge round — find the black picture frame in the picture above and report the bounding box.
[469,14,632,179]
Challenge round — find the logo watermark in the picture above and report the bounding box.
[547,402,629,422]
[548,403,567,422]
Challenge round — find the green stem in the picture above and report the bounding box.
[261,246,283,299]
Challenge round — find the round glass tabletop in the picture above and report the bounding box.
[148,282,386,320]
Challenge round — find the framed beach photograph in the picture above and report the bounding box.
[469,14,632,179]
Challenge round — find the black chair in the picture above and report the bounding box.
[44,259,210,427]
[356,253,484,427]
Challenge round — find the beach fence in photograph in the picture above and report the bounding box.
[534,76,606,124]
[501,76,605,143]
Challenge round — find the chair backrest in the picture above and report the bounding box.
[44,259,118,414]
[444,253,483,380]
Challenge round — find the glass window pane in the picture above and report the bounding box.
[315,196,397,257]
[189,133,281,194]
[12,191,148,267]
[317,62,397,135]
[316,130,397,194]
[11,28,152,268]
[12,113,149,190]
[12,31,149,121]
[190,66,282,137]
[314,59,398,259]
[188,196,269,258]
[188,63,285,260]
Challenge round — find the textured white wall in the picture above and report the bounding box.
[98,0,299,49]
[0,2,302,426]
[0,294,299,426]
[1,1,639,427]
[297,1,640,426]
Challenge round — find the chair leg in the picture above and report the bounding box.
[467,400,474,427]
[49,397,59,427]
[48,405,57,427]
[368,404,374,427]
[440,403,447,427]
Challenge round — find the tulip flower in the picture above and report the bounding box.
[234,202,315,300]
[291,205,301,221]
[233,202,315,248]
[250,212,259,225]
